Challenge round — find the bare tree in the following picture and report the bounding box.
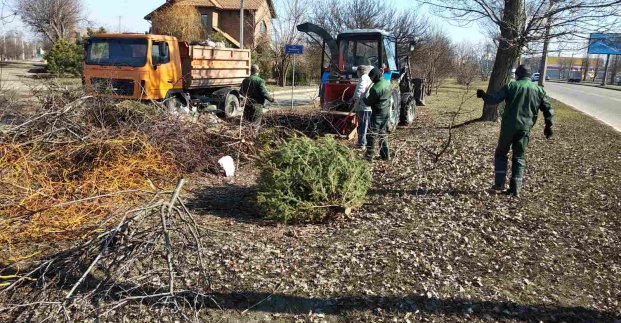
[470,40,496,81]
[151,4,204,43]
[609,55,621,84]
[0,30,38,60]
[271,0,308,86]
[421,0,621,121]
[15,0,83,43]
[410,28,455,95]
[454,41,481,85]
[309,0,428,41]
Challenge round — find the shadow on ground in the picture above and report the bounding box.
[185,184,270,225]
[369,187,480,197]
[204,291,619,322]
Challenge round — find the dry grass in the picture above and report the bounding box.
[0,136,176,262]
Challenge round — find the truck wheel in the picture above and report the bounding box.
[387,91,400,133]
[400,93,416,125]
[224,93,241,118]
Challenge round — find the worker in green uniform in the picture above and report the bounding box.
[240,64,274,123]
[363,67,393,161]
[476,65,554,197]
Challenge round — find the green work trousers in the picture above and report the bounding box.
[494,130,530,193]
[365,112,389,160]
[244,103,264,124]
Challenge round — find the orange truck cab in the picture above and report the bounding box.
[83,33,251,116]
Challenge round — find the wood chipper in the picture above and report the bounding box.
[296,23,425,136]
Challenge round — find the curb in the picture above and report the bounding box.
[547,80,621,92]
[272,88,318,96]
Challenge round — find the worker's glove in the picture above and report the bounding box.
[476,89,486,98]
[544,125,553,139]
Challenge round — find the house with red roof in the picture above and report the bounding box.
[145,0,276,48]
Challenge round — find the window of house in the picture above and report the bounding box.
[201,14,210,29]
[260,21,267,33]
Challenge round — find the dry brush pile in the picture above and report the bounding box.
[0,85,265,320]
[0,84,376,321]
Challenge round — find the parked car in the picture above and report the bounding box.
[532,73,540,82]
[568,71,582,83]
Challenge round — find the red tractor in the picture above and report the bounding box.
[297,23,425,136]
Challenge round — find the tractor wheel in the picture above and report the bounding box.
[399,93,416,125]
[387,91,401,133]
[223,93,241,118]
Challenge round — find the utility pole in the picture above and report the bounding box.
[239,0,244,49]
[118,16,122,33]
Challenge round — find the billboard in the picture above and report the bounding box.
[588,33,621,55]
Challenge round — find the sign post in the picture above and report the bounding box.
[285,44,304,109]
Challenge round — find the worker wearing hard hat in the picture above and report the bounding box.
[363,67,392,161]
[240,64,275,123]
[476,65,554,197]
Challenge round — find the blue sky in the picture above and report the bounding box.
[0,0,485,43]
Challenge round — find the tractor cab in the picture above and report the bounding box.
[336,29,398,80]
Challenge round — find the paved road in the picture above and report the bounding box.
[545,82,621,131]
[270,89,319,108]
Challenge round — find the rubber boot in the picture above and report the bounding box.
[504,179,521,197]
[489,184,504,194]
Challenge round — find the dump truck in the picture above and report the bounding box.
[296,23,425,136]
[83,33,251,116]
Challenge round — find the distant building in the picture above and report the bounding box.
[145,0,276,49]
[524,56,606,80]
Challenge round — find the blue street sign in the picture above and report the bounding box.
[285,44,304,55]
[588,33,621,55]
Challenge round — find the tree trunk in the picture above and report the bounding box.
[482,0,522,121]
[540,1,555,87]
[593,55,601,82]
[277,58,289,87]
[583,55,590,81]
[602,54,611,86]
[538,22,552,87]
[609,56,618,84]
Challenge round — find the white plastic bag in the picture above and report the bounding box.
[217,156,236,177]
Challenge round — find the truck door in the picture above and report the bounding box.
[150,40,175,99]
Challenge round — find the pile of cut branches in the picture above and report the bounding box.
[0,180,214,322]
[0,85,262,261]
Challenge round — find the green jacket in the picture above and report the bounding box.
[241,74,274,105]
[363,78,392,115]
[483,77,554,132]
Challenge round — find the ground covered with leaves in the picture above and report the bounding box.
[185,82,620,322]
[1,81,619,322]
